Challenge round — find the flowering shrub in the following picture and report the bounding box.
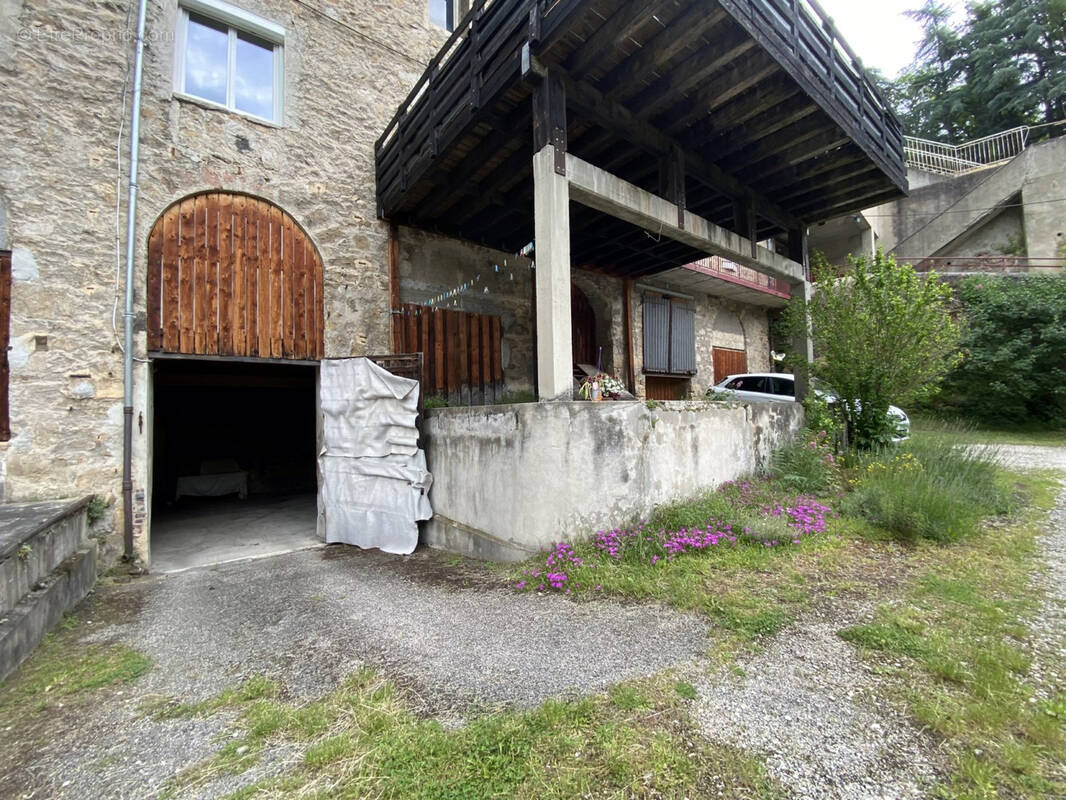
[517,483,832,593]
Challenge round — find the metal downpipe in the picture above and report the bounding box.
[122,0,149,561]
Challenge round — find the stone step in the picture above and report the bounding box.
[0,498,93,617]
[0,544,98,683]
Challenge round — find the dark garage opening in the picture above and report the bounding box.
[150,358,320,571]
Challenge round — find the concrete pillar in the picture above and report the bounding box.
[790,280,815,401]
[859,220,876,262]
[533,144,573,401]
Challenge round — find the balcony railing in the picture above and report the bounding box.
[904,127,1030,176]
[685,257,793,297]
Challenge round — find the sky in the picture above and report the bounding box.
[815,0,969,78]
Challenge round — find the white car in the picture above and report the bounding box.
[713,372,910,441]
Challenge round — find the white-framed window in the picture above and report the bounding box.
[429,0,471,32]
[174,0,285,124]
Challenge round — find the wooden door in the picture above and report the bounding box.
[712,347,748,384]
[147,193,323,360]
[571,285,597,366]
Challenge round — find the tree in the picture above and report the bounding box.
[892,0,1066,141]
[786,252,961,449]
[939,274,1066,424]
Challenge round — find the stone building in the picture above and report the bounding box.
[1,0,906,569]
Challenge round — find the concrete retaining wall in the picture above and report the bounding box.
[422,400,803,561]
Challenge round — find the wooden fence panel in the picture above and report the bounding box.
[397,303,504,406]
[147,192,323,360]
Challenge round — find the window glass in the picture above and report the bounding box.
[429,0,452,30]
[771,377,795,397]
[234,31,275,119]
[184,14,228,107]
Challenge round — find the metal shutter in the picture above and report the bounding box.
[670,301,696,374]
[642,296,670,373]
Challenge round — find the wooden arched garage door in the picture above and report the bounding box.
[147,193,323,360]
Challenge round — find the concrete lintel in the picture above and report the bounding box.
[564,154,806,286]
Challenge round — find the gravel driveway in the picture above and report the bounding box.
[0,546,709,800]
[692,444,1066,800]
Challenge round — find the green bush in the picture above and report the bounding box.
[938,274,1066,425]
[770,428,840,494]
[842,436,1011,543]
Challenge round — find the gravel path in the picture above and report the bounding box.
[692,444,1066,800]
[0,545,708,800]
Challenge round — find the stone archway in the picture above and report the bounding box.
[146,192,323,360]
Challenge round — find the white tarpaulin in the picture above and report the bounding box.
[319,358,432,555]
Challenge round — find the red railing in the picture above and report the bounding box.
[684,256,793,298]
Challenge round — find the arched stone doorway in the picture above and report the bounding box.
[146,192,323,360]
[146,192,322,571]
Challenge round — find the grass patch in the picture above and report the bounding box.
[144,674,280,719]
[838,470,1066,799]
[841,435,1013,542]
[0,619,151,717]
[911,414,1066,448]
[157,669,785,800]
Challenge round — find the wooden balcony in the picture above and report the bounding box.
[376,0,907,278]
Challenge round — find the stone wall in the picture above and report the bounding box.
[422,399,803,561]
[0,0,446,561]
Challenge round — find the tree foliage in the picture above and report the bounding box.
[787,252,961,449]
[938,274,1066,424]
[892,0,1066,141]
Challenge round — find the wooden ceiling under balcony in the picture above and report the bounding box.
[375,0,908,278]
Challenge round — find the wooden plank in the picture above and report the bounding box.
[192,256,206,354]
[490,315,502,382]
[161,206,180,352]
[457,309,469,405]
[433,308,445,396]
[0,250,11,440]
[192,194,209,353]
[203,194,219,355]
[420,306,431,388]
[217,193,234,355]
[312,238,324,359]
[446,309,460,400]
[269,205,284,358]
[404,304,417,355]
[480,315,491,401]
[254,200,269,357]
[292,224,307,359]
[469,313,482,405]
[232,196,248,356]
[247,199,261,356]
[281,213,296,357]
[178,199,196,353]
[146,218,162,351]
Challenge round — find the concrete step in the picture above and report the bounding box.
[1,498,93,617]
[0,544,97,683]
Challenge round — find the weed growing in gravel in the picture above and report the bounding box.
[0,619,151,717]
[155,668,786,800]
[839,472,1066,799]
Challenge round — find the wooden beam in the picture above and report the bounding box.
[681,76,803,148]
[597,6,729,98]
[562,73,803,231]
[565,0,661,80]
[532,70,567,174]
